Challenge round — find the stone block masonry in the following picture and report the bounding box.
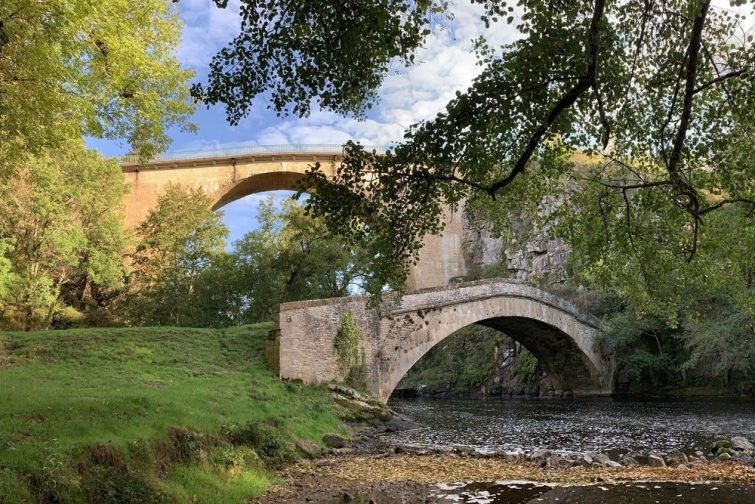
[273,279,611,403]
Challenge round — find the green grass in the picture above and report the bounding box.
[0,324,344,503]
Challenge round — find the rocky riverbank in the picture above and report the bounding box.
[295,386,755,503]
[262,389,755,502]
[258,452,755,503]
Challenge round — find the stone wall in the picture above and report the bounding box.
[273,280,610,402]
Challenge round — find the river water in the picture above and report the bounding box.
[301,398,754,503]
[431,481,755,503]
[371,397,755,503]
[385,397,755,456]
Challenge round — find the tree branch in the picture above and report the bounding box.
[486,0,606,196]
[693,68,747,94]
[666,0,710,188]
[699,198,755,215]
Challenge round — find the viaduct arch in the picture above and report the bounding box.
[120,146,466,291]
[121,147,611,400]
[272,279,611,402]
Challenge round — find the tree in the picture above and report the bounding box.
[0,0,195,163]
[681,298,755,387]
[196,0,754,316]
[127,186,228,326]
[0,144,129,330]
[232,197,371,323]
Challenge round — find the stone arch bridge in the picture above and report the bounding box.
[269,279,612,402]
[122,147,612,400]
[121,145,465,291]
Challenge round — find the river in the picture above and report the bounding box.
[385,397,755,457]
[368,397,755,503]
[265,397,755,503]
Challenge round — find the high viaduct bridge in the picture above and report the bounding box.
[122,146,612,402]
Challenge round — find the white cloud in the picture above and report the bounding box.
[177,0,242,70]
[172,1,521,153]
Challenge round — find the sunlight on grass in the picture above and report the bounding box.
[0,324,344,502]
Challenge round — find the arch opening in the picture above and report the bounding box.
[391,319,601,400]
[382,286,607,401]
[210,171,308,211]
[478,317,602,392]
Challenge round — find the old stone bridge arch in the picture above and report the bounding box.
[120,146,466,291]
[271,279,612,402]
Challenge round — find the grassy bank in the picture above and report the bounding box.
[0,324,345,503]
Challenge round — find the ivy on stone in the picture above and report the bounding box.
[334,311,364,377]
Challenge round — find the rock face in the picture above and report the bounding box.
[462,211,569,285]
[731,436,754,453]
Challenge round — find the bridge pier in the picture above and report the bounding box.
[269,279,612,403]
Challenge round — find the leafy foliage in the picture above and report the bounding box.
[511,348,542,385]
[681,299,755,384]
[0,144,129,330]
[227,197,372,324]
[194,0,448,120]
[0,0,195,162]
[125,194,371,327]
[126,186,228,326]
[334,311,363,374]
[199,0,755,313]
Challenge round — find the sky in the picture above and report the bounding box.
[89,0,520,245]
[91,0,753,246]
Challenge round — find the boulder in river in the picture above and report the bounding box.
[573,453,593,467]
[648,454,666,467]
[715,447,736,458]
[665,451,688,467]
[621,456,640,467]
[546,456,572,469]
[709,439,732,453]
[588,452,612,466]
[731,436,754,453]
[528,448,551,463]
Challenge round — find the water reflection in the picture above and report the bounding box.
[386,397,755,455]
[433,482,755,503]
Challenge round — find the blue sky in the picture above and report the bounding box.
[90,0,752,245]
[87,0,520,244]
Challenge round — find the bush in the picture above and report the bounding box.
[84,467,164,504]
[512,349,541,384]
[225,422,294,462]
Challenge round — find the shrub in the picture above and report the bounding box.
[84,467,164,504]
[225,422,294,462]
